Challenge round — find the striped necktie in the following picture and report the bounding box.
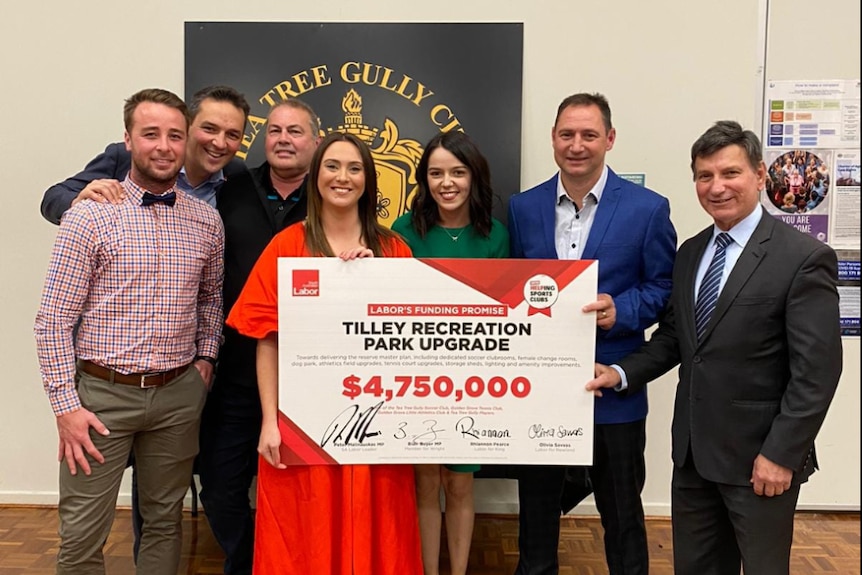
[694,233,733,340]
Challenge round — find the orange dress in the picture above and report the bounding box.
[226,222,422,575]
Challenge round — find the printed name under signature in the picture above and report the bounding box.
[320,401,384,447]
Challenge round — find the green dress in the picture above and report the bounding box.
[391,214,510,259]
[391,213,510,472]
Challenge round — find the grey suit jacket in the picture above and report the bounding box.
[619,208,841,486]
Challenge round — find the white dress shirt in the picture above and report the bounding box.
[613,205,763,390]
[554,165,609,259]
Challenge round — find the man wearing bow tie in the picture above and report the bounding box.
[40,84,249,568]
[34,88,224,575]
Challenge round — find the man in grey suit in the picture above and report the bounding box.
[587,120,842,575]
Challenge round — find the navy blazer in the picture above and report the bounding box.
[508,169,677,424]
[40,142,246,224]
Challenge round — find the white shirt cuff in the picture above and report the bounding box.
[610,364,628,391]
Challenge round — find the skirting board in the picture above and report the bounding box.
[2,491,858,516]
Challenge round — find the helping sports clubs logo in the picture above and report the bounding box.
[292,269,320,297]
[524,274,558,316]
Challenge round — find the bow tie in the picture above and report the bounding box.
[141,191,177,207]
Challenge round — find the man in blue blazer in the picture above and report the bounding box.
[587,121,841,575]
[508,93,677,575]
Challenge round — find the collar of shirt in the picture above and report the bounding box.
[556,164,609,207]
[695,205,763,299]
[176,166,224,208]
[553,165,608,259]
[261,163,306,201]
[709,203,762,250]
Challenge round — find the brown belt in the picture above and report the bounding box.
[78,360,192,388]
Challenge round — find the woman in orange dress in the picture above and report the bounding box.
[226,132,422,575]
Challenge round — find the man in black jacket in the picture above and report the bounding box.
[199,98,320,575]
[587,121,841,575]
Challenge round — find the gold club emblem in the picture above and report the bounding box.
[327,89,423,228]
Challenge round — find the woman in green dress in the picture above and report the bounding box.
[392,131,508,575]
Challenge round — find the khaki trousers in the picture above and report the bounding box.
[56,365,207,575]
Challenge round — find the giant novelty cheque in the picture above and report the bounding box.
[275,258,597,466]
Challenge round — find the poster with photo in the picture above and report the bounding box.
[762,79,860,249]
[762,149,833,242]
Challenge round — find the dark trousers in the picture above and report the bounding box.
[197,380,262,575]
[515,420,648,575]
[672,452,800,575]
[591,420,648,575]
[515,465,567,575]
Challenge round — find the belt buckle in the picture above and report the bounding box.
[140,373,163,388]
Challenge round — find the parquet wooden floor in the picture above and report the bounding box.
[0,506,857,574]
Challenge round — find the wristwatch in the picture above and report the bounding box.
[195,355,217,366]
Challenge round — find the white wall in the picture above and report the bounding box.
[0,0,857,515]
[762,0,861,510]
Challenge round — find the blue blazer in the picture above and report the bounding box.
[508,169,677,424]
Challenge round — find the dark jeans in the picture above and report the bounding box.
[198,380,262,575]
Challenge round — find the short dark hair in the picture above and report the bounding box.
[268,99,322,136]
[554,93,613,132]
[188,85,251,122]
[410,131,494,238]
[690,120,763,179]
[123,88,189,131]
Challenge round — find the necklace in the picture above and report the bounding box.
[441,226,467,242]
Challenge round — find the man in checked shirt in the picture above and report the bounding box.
[34,88,224,575]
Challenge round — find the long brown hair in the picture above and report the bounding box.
[304,132,398,256]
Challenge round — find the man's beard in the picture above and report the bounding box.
[130,156,180,191]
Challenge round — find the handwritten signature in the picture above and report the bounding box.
[456,416,511,439]
[320,401,384,447]
[393,419,444,443]
[528,423,583,439]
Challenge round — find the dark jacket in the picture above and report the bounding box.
[619,210,841,486]
[40,142,247,223]
[217,162,308,387]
